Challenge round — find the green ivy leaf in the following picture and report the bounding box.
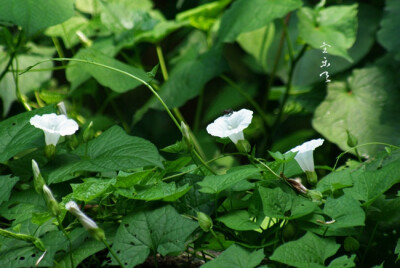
[201,244,264,268]
[197,165,261,194]
[313,58,400,157]
[71,178,116,202]
[270,232,340,267]
[0,105,56,163]
[297,4,358,61]
[323,195,365,229]
[377,0,400,60]
[110,205,198,267]
[0,0,74,36]
[47,126,163,184]
[218,0,302,43]
[258,185,316,220]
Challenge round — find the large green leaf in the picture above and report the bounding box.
[197,165,261,194]
[71,178,116,202]
[270,232,340,267]
[0,175,19,206]
[67,48,150,93]
[217,0,302,43]
[110,205,198,267]
[377,0,400,60]
[323,195,365,229]
[153,47,228,109]
[312,58,400,157]
[0,0,74,36]
[316,169,353,194]
[0,105,56,163]
[297,4,358,61]
[201,244,264,268]
[217,210,259,231]
[258,185,316,220]
[46,126,162,184]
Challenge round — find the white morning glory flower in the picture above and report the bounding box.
[290,138,324,172]
[65,201,98,231]
[206,109,253,144]
[30,113,79,146]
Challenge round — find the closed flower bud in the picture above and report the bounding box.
[181,121,193,150]
[346,130,358,148]
[42,185,61,216]
[197,211,213,232]
[32,160,46,195]
[83,121,94,142]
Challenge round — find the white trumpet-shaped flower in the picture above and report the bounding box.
[290,138,324,172]
[206,109,253,144]
[65,201,98,231]
[30,113,79,146]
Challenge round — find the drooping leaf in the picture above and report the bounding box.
[218,0,302,43]
[110,205,198,267]
[46,126,163,184]
[201,244,264,268]
[0,175,19,206]
[0,0,74,36]
[0,105,57,163]
[197,165,261,194]
[377,0,400,60]
[297,4,358,61]
[312,58,400,157]
[270,232,340,267]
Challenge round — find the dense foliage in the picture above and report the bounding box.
[0,0,399,267]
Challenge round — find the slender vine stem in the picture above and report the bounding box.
[56,216,74,268]
[0,31,23,82]
[156,44,169,81]
[102,238,125,268]
[19,58,182,130]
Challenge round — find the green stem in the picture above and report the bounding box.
[361,223,378,268]
[193,150,216,175]
[56,216,74,268]
[251,157,281,179]
[156,44,169,81]
[102,239,125,268]
[271,44,307,135]
[20,58,181,130]
[153,251,159,268]
[52,37,65,63]
[12,55,31,111]
[193,87,204,133]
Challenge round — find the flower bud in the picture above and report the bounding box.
[32,160,46,195]
[66,201,105,241]
[306,189,323,202]
[197,211,213,232]
[181,121,193,150]
[44,144,56,159]
[57,101,67,116]
[346,130,358,148]
[42,185,61,216]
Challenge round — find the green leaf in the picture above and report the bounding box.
[395,238,400,262]
[197,165,261,194]
[201,244,264,268]
[0,175,19,206]
[218,0,302,43]
[323,195,365,229]
[115,170,154,188]
[0,105,57,163]
[258,186,316,220]
[47,126,163,184]
[217,210,259,231]
[71,178,116,202]
[0,45,55,116]
[110,205,198,267]
[377,0,400,60]
[153,48,228,109]
[312,58,400,157]
[0,0,74,36]
[327,255,356,268]
[68,48,151,93]
[317,169,353,194]
[342,156,400,206]
[270,232,340,267]
[297,4,358,61]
